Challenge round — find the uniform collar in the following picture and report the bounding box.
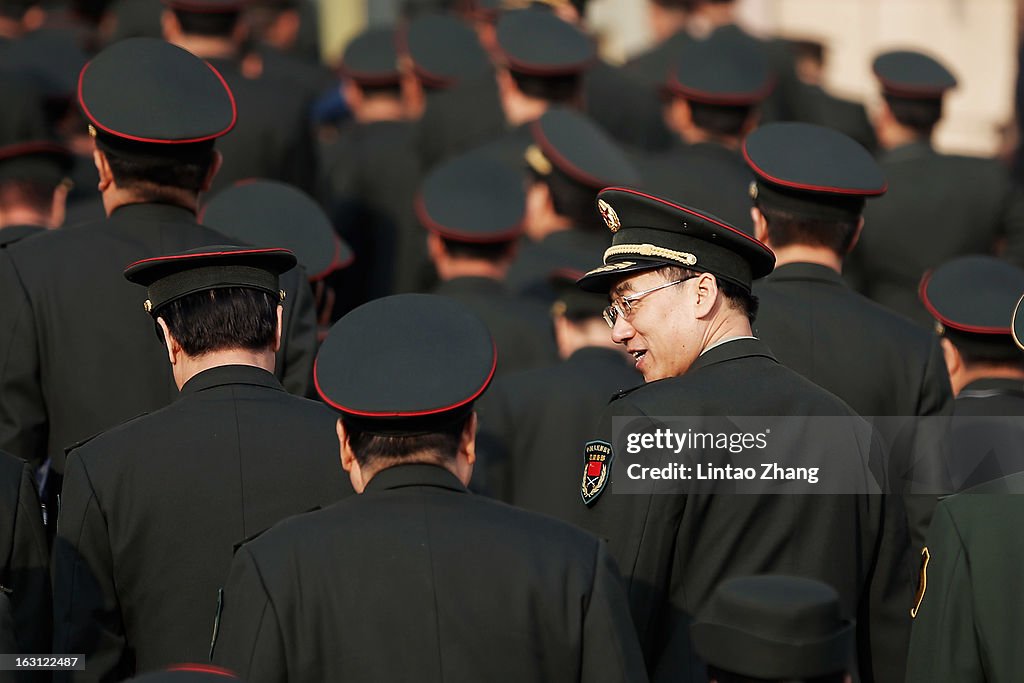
[179,364,284,397]
[957,377,1024,400]
[763,262,847,287]
[689,337,777,374]
[363,463,467,494]
[107,202,198,224]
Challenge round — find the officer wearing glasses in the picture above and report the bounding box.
[569,187,911,683]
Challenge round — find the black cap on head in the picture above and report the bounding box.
[315,294,497,434]
[2,29,88,100]
[401,12,490,89]
[340,27,401,87]
[577,187,775,293]
[744,122,886,222]
[0,141,73,185]
[665,29,773,105]
[527,106,641,189]
[873,50,957,100]
[201,180,353,281]
[126,664,239,682]
[162,0,246,11]
[417,152,526,243]
[124,245,296,316]
[551,266,607,319]
[921,255,1024,361]
[79,38,236,150]
[691,575,854,680]
[496,9,595,77]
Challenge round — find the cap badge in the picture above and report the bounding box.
[143,299,153,313]
[580,440,613,505]
[598,199,621,233]
[911,546,930,618]
[749,181,759,201]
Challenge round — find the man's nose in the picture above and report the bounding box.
[611,314,635,344]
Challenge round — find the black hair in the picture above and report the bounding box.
[172,8,241,38]
[341,415,466,467]
[944,328,1024,367]
[688,101,755,138]
[756,203,859,254]
[527,165,603,232]
[0,179,59,215]
[510,71,583,106]
[440,236,516,262]
[708,666,846,683]
[662,265,759,323]
[157,286,278,356]
[99,137,216,195]
[353,81,403,99]
[884,94,943,137]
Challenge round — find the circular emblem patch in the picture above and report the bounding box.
[598,199,621,233]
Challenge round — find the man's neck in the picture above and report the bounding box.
[169,34,239,61]
[955,364,1024,396]
[502,94,548,128]
[176,349,275,390]
[700,310,754,353]
[769,243,843,272]
[878,123,927,152]
[0,206,53,229]
[437,259,508,282]
[353,97,406,124]
[103,187,198,217]
[680,126,742,150]
[689,3,736,36]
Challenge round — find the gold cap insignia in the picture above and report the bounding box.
[279,289,286,302]
[749,180,759,201]
[598,199,621,233]
[524,145,552,176]
[911,546,930,619]
[143,299,153,313]
[934,321,945,336]
[88,124,97,139]
[584,260,637,277]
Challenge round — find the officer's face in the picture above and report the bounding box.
[607,270,706,382]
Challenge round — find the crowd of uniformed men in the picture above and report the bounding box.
[1,0,1023,681]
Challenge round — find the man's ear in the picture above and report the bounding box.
[693,272,720,318]
[665,97,692,135]
[160,9,182,42]
[751,206,769,244]
[940,336,962,388]
[845,216,866,254]
[94,148,114,192]
[337,418,366,493]
[200,150,224,193]
[453,412,478,486]
[156,317,180,366]
[427,231,446,264]
[273,304,283,353]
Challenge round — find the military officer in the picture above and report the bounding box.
[569,187,911,683]
[423,151,557,379]
[161,0,317,194]
[641,29,770,231]
[477,260,640,509]
[508,105,641,300]
[52,246,352,682]
[0,451,49,664]
[905,470,1024,683]
[691,576,854,683]
[850,50,1024,325]
[202,179,354,339]
[0,38,318,481]
[212,293,648,683]
[0,141,73,246]
[320,26,423,302]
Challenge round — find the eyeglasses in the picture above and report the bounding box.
[602,276,696,328]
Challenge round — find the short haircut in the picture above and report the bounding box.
[173,8,241,37]
[527,166,603,232]
[0,179,58,215]
[756,203,859,254]
[884,94,943,137]
[341,415,466,467]
[510,71,583,106]
[352,80,403,99]
[688,101,755,138]
[708,666,846,683]
[100,139,216,196]
[661,265,760,323]
[440,236,516,262]
[157,286,278,356]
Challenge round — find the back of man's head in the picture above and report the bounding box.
[157,286,279,357]
[98,138,217,198]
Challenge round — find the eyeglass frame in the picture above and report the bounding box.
[602,274,698,328]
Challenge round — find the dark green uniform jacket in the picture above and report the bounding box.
[0,225,43,249]
[52,365,352,682]
[570,338,913,683]
[0,451,49,662]
[212,463,649,683]
[0,203,318,472]
[433,276,557,377]
[851,142,1024,325]
[906,471,1024,683]
[477,346,641,509]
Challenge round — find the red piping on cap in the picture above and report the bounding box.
[498,37,597,77]
[309,236,353,281]
[550,267,585,281]
[664,72,777,106]
[599,186,776,255]
[77,58,237,144]
[919,269,1011,335]
[532,119,612,189]
[125,247,292,270]
[742,145,888,197]
[414,194,524,244]
[166,664,238,677]
[396,24,459,90]
[873,67,954,100]
[313,341,498,417]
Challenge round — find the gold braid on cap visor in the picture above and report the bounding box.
[603,243,697,267]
